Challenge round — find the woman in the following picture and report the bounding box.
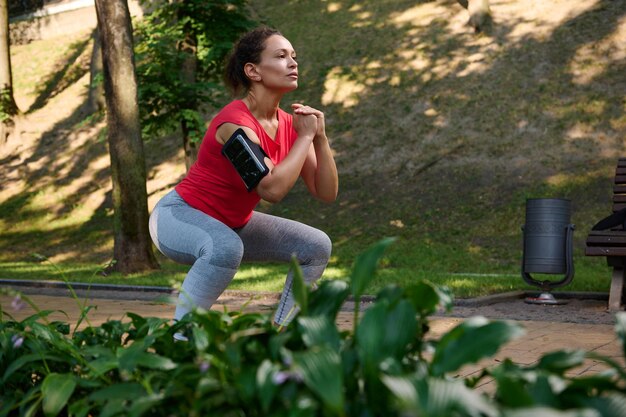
[149,27,338,329]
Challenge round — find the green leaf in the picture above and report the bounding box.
[88,383,147,401]
[419,377,498,417]
[405,280,444,315]
[492,374,535,407]
[431,316,525,376]
[293,347,344,414]
[67,398,91,417]
[117,341,154,372]
[351,237,396,301]
[581,393,626,417]
[290,255,308,315]
[502,407,600,417]
[128,394,166,417]
[381,374,418,406]
[41,373,76,417]
[86,357,118,378]
[135,352,177,370]
[3,353,65,382]
[256,360,279,413]
[99,399,126,417]
[535,350,586,373]
[307,280,350,318]
[191,326,210,351]
[382,375,497,417]
[356,299,417,367]
[297,316,341,350]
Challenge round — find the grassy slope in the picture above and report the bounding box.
[1,0,625,297]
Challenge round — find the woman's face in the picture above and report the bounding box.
[253,35,299,92]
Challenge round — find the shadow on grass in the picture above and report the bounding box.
[2,0,625,289]
[254,0,626,274]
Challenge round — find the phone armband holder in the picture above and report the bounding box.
[221,128,270,192]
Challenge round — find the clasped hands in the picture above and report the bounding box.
[292,103,327,142]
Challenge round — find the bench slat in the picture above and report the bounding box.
[587,231,626,236]
[586,246,626,257]
[587,236,626,245]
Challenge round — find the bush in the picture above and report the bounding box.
[2,238,626,416]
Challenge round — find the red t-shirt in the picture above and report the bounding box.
[175,100,298,228]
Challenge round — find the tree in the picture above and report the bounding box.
[85,28,105,115]
[457,0,492,33]
[134,0,255,170]
[0,0,20,143]
[94,0,159,274]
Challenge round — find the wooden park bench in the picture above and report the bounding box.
[585,158,626,311]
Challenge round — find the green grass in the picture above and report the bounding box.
[0,246,610,299]
[2,0,624,299]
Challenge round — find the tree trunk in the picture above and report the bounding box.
[457,0,492,33]
[0,0,19,144]
[181,117,197,171]
[85,27,105,114]
[95,0,159,274]
[468,0,492,32]
[179,29,198,170]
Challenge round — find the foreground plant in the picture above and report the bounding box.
[1,238,626,416]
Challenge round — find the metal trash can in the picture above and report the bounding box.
[521,198,575,304]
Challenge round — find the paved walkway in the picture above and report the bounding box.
[1,289,624,393]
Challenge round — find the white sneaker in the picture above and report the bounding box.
[173,332,189,342]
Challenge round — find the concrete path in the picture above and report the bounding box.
[1,289,624,393]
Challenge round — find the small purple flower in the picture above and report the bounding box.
[11,334,24,349]
[198,361,210,373]
[11,296,26,312]
[272,370,303,385]
[272,371,290,385]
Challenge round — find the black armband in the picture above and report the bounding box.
[221,128,270,192]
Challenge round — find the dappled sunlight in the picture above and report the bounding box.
[494,0,601,41]
[389,219,405,228]
[389,2,496,80]
[319,266,347,280]
[322,66,367,108]
[232,266,347,293]
[442,276,519,298]
[564,123,625,159]
[147,157,186,210]
[569,14,626,85]
[388,0,615,85]
[545,168,610,188]
[389,2,452,28]
[347,3,372,28]
[325,2,341,13]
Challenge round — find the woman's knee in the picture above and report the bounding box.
[300,229,332,265]
[202,232,244,270]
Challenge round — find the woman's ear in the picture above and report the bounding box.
[244,63,262,82]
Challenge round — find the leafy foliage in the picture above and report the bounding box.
[133,0,255,143]
[2,240,626,416]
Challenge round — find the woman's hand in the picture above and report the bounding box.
[292,103,318,140]
[293,103,338,203]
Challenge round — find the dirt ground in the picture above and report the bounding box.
[441,293,618,325]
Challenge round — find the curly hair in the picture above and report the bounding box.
[224,26,283,97]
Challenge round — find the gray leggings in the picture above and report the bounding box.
[149,190,332,324]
